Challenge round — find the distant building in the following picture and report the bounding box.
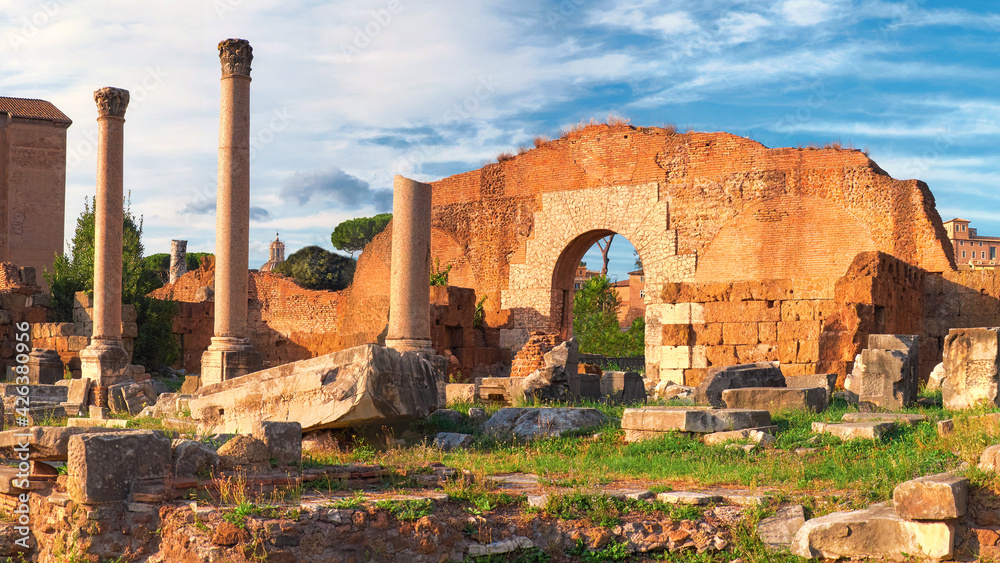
[0,97,72,288]
[260,233,285,271]
[943,218,1000,269]
[612,270,646,326]
[574,261,600,290]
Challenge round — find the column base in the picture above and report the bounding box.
[200,337,262,386]
[79,339,129,387]
[385,338,436,355]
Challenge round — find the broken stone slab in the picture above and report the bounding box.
[791,503,953,560]
[251,421,301,466]
[66,418,128,429]
[433,432,474,451]
[217,434,269,472]
[189,344,441,434]
[811,421,894,440]
[720,387,827,413]
[445,383,475,405]
[467,536,534,558]
[942,327,1000,410]
[758,505,805,551]
[621,407,772,434]
[783,373,836,402]
[893,472,968,521]
[600,371,647,404]
[172,439,220,478]
[927,362,947,393]
[702,427,778,447]
[67,430,172,504]
[61,378,92,414]
[979,444,1000,471]
[655,491,722,505]
[2,384,69,405]
[653,381,694,402]
[844,340,918,410]
[108,380,153,416]
[0,426,127,461]
[695,362,785,407]
[840,412,927,426]
[482,408,608,440]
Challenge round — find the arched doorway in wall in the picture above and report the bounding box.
[550,229,646,348]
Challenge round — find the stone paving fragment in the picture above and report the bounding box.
[791,503,953,560]
[621,407,771,440]
[811,421,893,440]
[721,387,827,412]
[433,432,473,451]
[758,505,805,551]
[483,407,608,439]
[892,472,968,520]
[840,412,927,425]
[702,427,777,446]
[655,491,723,505]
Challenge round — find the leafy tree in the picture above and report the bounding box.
[273,245,356,291]
[44,196,179,370]
[572,275,644,357]
[330,213,392,258]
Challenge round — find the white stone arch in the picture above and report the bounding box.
[500,182,696,372]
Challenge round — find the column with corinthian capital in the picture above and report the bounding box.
[80,87,131,399]
[200,38,261,386]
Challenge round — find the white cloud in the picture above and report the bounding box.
[780,0,836,26]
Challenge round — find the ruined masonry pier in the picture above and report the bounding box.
[201,38,261,385]
[385,175,434,354]
[80,87,130,395]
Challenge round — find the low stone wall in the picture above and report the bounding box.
[29,292,136,378]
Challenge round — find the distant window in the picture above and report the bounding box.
[960,241,964,246]
[981,242,984,247]
[992,247,996,260]
[640,276,644,282]
[962,251,967,258]
[639,290,645,299]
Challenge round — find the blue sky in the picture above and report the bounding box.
[1,0,998,282]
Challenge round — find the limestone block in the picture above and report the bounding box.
[68,430,172,504]
[791,503,953,560]
[844,348,915,409]
[251,421,302,466]
[108,380,151,416]
[811,421,893,440]
[655,491,722,505]
[172,439,220,477]
[720,387,827,413]
[694,362,785,407]
[979,444,1000,471]
[648,303,692,325]
[703,427,778,446]
[482,408,608,440]
[180,375,201,394]
[621,407,771,435]
[2,384,68,405]
[433,432,474,451]
[758,505,805,551]
[841,412,926,426]
[446,383,475,405]
[600,371,647,404]
[189,344,440,434]
[73,292,92,309]
[67,418,128,428]
[893,472,968,520]
[659,346,692,369]
[784,373,836,401]
[927,362,947,392]
[943,327,1000,410]
[217,434,269,471]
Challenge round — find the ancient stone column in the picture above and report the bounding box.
[80,87,130,389]
[169,240,188,284]
[385,175,434,354]
[201,38,261,385]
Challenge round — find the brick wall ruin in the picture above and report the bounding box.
[148,125,1000,385]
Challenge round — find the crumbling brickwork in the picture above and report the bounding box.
[509,331,559,378]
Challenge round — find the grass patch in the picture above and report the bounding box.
[373,498,435,521]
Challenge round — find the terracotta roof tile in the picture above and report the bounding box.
[0,97,71,125]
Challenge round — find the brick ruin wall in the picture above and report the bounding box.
[340,125,965,383]
[150,256,501,379]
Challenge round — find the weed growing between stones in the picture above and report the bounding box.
[373,498,435,521]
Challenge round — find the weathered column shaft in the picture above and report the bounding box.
[201,38,261,386]
[169,240,188,284]
[81,87,131,391]
[91,90,128,341]
[214,40,252,339]
[386,175,433,352]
